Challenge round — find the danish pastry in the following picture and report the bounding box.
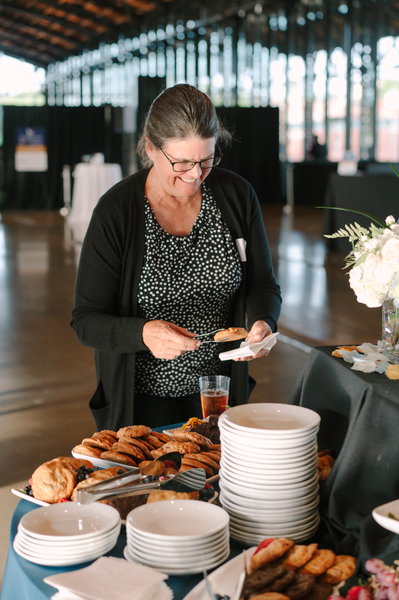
[283,544,318,570]
[298,550,336,576]
[249,539,295,573]
[214,327,248,341]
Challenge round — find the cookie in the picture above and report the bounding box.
[299,550,336,576]
[117,425,152,439]
[319,555,356,584]
[140,460,166,477]
[209,444,221,451]
[31,458,78,503]
[73,444,103,458]
[149,431,172,444]
[112,442,145,462]
[181,457,214,478]
[92,432,118,444]
[214,327,248,341]
[283,544,318,570]
[150,441,201,458]
[172,430,212,450]
[71,466,126,501]
[118,436,154,460]
[95,430,118,439]
[249,539,295,573]
[201,451,221,462]
[386,364,399,380]
[144,435,164,449]
[183,453,219,473]
[81,437,114,451]
[100,451,137,466]
[146,490,200,503]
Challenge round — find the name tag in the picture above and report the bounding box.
[236,238,247,262]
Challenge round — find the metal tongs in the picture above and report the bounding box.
[194,329,229,344]
[76,466,206,504]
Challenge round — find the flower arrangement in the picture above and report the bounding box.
[321,163,399,309]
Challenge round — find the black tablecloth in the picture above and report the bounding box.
[289,346,399,571]
[323,174,399,252]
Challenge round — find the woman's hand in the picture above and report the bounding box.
[233,320,273,362]
[142,320,200,359]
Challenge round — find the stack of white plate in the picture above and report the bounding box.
[218,403,321,545]
[124,499,230,575]
[14,502,121,566]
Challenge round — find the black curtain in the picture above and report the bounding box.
[1,106,123,209]
[216,107,282,204]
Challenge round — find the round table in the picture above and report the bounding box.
[1,499,241,600]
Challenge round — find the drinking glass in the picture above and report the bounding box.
[198,375,230,419]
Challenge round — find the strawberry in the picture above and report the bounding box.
[346,586,369,600]
[253,539,275,556]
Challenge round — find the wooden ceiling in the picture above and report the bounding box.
[1,0,399,69]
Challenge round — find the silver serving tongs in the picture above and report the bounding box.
[76,467,206,504]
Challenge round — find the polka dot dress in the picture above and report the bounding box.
[135,183,242,397]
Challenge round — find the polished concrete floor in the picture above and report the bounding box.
[0,204,382,588]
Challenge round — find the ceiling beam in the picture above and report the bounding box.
[0,28,70,60]
[0,41,51,68]
[0,15,86,53]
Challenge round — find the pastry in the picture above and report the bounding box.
[93,430,118,439]
[71,466,126,501]
[209,444,221,451]
[31,457,93,503]
[92,432,118,443]
[183,453,219,473]
[181,457,214,478]
[249,539,295,573]
[214,327,248,341]
[386,364,399,380]
[146,490,200,502]
[73,444,103,458]
[100,451,137,466]
[144,434,164,449]
[201,451,221,462]
[141,460,166,477]
[117,425,152,438]
[149,431,172,444]
[150,441,201,458]
[172,430,212,450]
[319,555,356,584]
[81,437,114,451]
[299,550,336,576]
[248,593,290,600]
[112,442,145,462]
[283,544,318,570]
[118,436,154,460]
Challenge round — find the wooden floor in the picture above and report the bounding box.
[0,204,382,586]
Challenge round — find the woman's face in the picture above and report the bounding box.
[146,136,216,199]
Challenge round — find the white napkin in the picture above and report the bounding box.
[44,556,169,600]
[219,332,279,361]
[339,342,390,374]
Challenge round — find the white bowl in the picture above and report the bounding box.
[229,520,320,546]
[130,539,230,567]
[128,533,229,562]
[220,467,319,490]
[372,498,399,534]
[222,439,318,459]
[229,511,320,533]
[219,421,320,441]
[220,404,320,434]
[219,475,319,501]
[16,525,120,556]
[17,522,121,547]
[220,451,318,473]
[19,502,120,541]
[126,500,229,541]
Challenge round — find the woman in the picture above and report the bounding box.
[71,84,282,431]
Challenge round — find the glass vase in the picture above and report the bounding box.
[382,299,399,363]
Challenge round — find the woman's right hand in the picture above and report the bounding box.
[142,320,200,359]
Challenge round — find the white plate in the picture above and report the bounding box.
[11,488,49,507]
[220,452,318,474]
[127,500,229,541]
[128,529,229,558]
[219,423,320,443]
[222,439,318,459]
[130,542,230,568]
[128,537,229,564]
[17,524,121,554]
[228,513,320,535]
[219,477,319,501]
[124,545,230,576]
[219,493,320,522]
[220,430,318,450]
[13,534,117,566]
[14,530,119,560]
[183,547,256,600]
[372,499,399,534]
[19,502,120,540]
[219,462,317,484]
[220,404,320,433]
[220,468,319,491]
[219,480,319,508]
[127,526,230,549]
[229,519,320,545]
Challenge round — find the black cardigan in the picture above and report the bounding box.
[71,167,282,430]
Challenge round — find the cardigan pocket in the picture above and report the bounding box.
[89,381,111,431]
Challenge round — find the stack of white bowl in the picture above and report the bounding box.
[125,499,230,575]
[218,403,321,545]
[14,503,121,566]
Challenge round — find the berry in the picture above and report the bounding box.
[163,460,177,469]
[253,539,274,556]
[346,586,368,600]
[117,469,125,474]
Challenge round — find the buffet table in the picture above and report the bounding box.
[2,500,245,600]
[289,346,399,565]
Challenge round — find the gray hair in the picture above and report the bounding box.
[137,84,232,167]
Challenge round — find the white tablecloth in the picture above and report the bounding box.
[68,163,123,225]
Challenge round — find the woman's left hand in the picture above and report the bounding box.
[233,320,273,362]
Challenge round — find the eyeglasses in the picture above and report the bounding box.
[160,147,222,172]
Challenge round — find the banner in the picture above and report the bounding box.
[15,127,48,172]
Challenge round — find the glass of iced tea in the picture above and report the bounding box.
[199,375,231,419]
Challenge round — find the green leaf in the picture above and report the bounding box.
[388,161,399,179]
[316,206,388,229]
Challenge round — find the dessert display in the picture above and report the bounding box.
[241,538,356,600]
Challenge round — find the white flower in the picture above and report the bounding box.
[390,224,399,235]
[381,237,399,270]
[364,238,380,251]
[362,253,396,285]
[386,215,396,226]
